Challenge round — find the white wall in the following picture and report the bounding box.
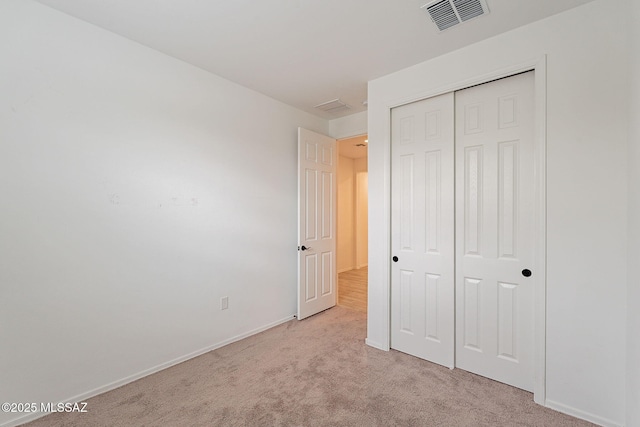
[337,156,355,272]
[0,1,328,426]
[627,0,640,425]
[329,111,367,139]
[367,1,629,425]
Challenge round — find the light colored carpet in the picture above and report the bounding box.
[25,306,595,426]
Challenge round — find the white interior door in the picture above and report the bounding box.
[297,127,337,320]
[455,71,535,391]
[390,92,455,368]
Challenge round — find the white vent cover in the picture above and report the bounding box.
[314,98,351,114]
[422,0,489,32]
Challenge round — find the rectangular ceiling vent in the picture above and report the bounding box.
[314,99,351,114]
[422,0,489,32]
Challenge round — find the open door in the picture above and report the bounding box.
[297,128,337,320]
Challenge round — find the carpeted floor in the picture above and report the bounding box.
[24,306,595,427]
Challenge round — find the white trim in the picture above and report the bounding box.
[374,56,547,403]
[386,59,546,111]
[0,315,295,427]
[532,56,548,406]
[545,399,624,427]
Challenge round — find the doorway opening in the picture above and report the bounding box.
[337,134,368,313]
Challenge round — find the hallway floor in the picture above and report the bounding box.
[338,266,367,313]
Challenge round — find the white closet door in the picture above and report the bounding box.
[455,72,535,391]
[390,92,455,368]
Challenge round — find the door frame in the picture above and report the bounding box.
[370,56,547,404]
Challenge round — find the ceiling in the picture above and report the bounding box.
[34,0,594,119]
[339,135,368,159]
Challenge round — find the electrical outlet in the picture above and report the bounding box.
[221,296,229,310]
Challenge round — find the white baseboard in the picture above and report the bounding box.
[338,264,368,274]
[545,399,624,427]
[0,315,295,427]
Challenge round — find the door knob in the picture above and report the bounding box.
[299,245,311,251]
[392,256,399,262]
[522,269,532,277]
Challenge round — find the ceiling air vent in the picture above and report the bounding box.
[314,99,351,114]
[422,0,489,32]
